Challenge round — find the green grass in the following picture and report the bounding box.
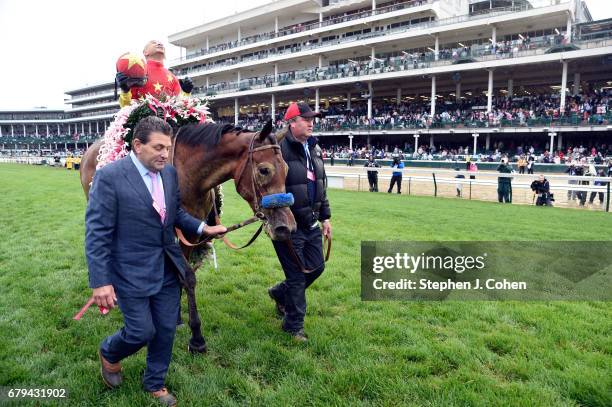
[0,163,610,407]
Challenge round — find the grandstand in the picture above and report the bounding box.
[1,0,611,163]
[0,82,116,154]
[168,0,611,160]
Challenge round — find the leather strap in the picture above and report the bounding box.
[286,233,332,274]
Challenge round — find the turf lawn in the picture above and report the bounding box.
[0,163,610,407]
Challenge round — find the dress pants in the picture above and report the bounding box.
[100,256,180,392]
[271,225,324,333]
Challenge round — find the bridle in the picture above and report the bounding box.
[175,130,283,250]
[173,126,332,273]
[233,131,283,218]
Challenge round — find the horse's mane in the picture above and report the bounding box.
[175,122,244,148]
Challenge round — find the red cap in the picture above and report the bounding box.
[284,102,322,121]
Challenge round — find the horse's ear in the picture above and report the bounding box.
[275,126,289,143]
[258,119,273,142]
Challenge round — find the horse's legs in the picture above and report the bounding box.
[183,267,207,354]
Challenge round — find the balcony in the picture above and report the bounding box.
[194,33,612,98]
[175,2,556,78]
[172,0,433,65]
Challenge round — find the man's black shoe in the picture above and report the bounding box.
[286,329,308,343]
[268,287,285,319]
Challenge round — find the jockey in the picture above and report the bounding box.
[116,40,193,107]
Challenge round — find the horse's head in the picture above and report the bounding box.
[234,120,296,241]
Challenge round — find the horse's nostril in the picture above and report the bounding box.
[273,226,291,241]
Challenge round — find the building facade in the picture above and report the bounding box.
[169,0,611,154]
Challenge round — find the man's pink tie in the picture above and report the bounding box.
[148,171,166,222]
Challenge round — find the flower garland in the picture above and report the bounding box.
[96,95,212,169]
[96,102,139,169]
[94,94,223,216]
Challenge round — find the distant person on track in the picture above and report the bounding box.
[387,156,404,194]
[364,155,381,192]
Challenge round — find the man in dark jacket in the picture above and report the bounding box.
[364,155,381,192]
[530,174,553,206]
[268,102,332,342]
[496,157,513,203]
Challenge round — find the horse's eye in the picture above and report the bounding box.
[259,167,270,176]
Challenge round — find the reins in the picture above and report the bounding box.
[172,128,332,270]
[173,130,279,250]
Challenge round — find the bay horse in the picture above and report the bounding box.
[80,120,296,353]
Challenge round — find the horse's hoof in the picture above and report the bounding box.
[188,340,207,354]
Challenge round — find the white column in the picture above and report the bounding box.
[271,94,276,120]
[234,98,239,125]
[0,126,2,137]
[206,36,209,51]
[206,76,209,88]
[430,76,436,116]
[96,122,99,134]
[573,72,580,95]
[237,71,241,86]
[237,26,241,42]
[275,16,279,33]
[347,92,351,110]
[11,125,14,136]
[88,122,91,134]
[429,135,434,148]
[492,25,497,47]
[560,61,568,113]
[487,69,494,113]
[318,55,323,69]
[274,64,278,82]
[23,124,26,135]
[315,88,320,112]
[413,134,419,153]
[472,133,479,156]
[371,47,375,61]
[434,35,439,61]
[486,134,491,150]
[372,0,376,10]
[456,82,461,101]
[549,132,556,153]
[349,135,354,150]
[367,82,373,119]
[319,12,323,28]
[57,124,60,134]
[81,123,84,134]
[558,133,563,150]
[45,124,49,136]
[566,13,572,42]
[35,125,38,137]
[507,79,514,97]
[397,88,401,106]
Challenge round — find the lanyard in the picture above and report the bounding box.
[303,143,314,172]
